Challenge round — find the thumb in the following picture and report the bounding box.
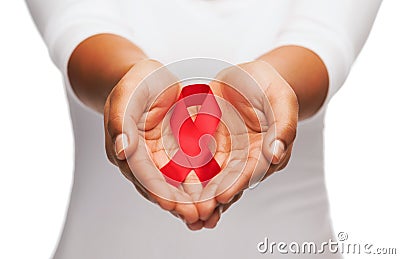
[262,82,298,164]
[111,122,139,161]
[105,85,141,160]
[105,59,179,160]
[105,61,161,160]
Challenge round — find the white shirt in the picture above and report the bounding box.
[26,0,382,258]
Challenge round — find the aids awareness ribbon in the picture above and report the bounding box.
[160,84,222,187]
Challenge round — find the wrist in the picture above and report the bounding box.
[251,59,301,113]
[257,46,328,120]
[68,33,147,113]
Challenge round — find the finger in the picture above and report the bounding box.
[216,156,267,204]
[173,196,199,224]
[126,155,199,224]
[144,175,199,224]
[275,144,293,172]
[182,171,203,201]
[196,159,241,220]
[196,165,228,220]
[186,220,204,231]
[262,81,298,165]
[140,174,176,212]
[172,184,199,224]
[203,205,223,229]
[220,191,243,213]
[196,183,219,221]
[249,144,294,187]
[203,192,243,229]
[128,140,199,223]
[118,155,176,209]
[127,141,175,210]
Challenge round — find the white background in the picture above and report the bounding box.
[0,1,399,258]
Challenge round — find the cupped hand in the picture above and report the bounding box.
[104,59,299,230]
[193,60,299,229]
[103,59,200,224]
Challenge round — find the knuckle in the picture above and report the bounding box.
[109,85,127,104]
[279,122,297,143]
[218,189,237,204]
[107,114,124,137]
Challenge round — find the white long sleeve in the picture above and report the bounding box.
[26,0,382,103]
[26,0,136,74]
[272,0,382,106]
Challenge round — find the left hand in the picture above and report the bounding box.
[104,60,201,225]
[190,60,299,229]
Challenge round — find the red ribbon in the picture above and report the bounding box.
[160,84,222,187]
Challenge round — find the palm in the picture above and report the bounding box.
[197,83,270,203]
[141,114,175,172]
[123,82,190,201]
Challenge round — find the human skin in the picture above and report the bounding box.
[68,33,328,230]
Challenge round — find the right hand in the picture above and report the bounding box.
[194,61,299,228]
[103,59,200,224]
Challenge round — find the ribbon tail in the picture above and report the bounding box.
[194,158,221,186]
[160,160,191,188]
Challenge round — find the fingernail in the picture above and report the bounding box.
[115,133,129,160]
[270,139,285,164]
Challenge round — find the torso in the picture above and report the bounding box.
[55,1,341,258]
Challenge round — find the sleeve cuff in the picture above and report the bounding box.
[271,19,355,119]
[42,3,137,111]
